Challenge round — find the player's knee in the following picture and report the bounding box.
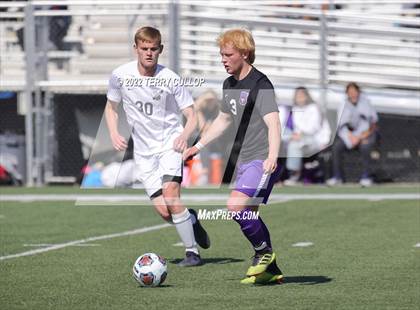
[163,195,184,213]
[162,183,180,206]
[163,195,179,207]
[162,182,179,194]
[166,204,186,217]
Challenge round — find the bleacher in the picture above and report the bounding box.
[0,1,418,94]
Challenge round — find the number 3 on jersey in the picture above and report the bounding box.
[229,99,237,115]
[135,101,153,116]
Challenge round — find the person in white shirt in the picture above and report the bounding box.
[283,87,331,185]
[105,26,210,266]
[327,82,379,187]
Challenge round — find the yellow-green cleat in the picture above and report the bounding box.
[246,252,276,276]
[241,258,284,285]
[240,272,284,285]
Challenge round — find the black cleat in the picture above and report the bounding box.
[189,208,211,249]
[177,251,203,267]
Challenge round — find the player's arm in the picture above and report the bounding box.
[262,111,281,174]
[183,111,232,160]
[105,99,127,151]
[173,106,197,152]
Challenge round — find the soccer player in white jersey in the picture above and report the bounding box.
[105,26,210,266]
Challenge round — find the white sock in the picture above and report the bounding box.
[171,209,199,255]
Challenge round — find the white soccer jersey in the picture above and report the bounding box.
[107,61,194,157]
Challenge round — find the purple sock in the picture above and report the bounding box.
[259,216,272,249]
[234,208,271,253]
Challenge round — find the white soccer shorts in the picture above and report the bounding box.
[134,148,183,198]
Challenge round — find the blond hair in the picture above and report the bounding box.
[134,26,161,46]
[217,28,255,64]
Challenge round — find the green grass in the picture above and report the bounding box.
[1,183,419,195]
[0,187,419,310]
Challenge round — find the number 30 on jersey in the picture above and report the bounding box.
[135,101,153,116]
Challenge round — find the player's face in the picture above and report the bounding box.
[347,86,360,105]
[220,44,248,76]
[135,40,163,71]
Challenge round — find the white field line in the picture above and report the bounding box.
[0,193,419,204]
[0,223,171,262]
[292,241,314,247]
[23,243,101,247]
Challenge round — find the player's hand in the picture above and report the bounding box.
[173,136,188,153]
[183,146,199,161]
[263,157,277,174]
[110,132,128,151]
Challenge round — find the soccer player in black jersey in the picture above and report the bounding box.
[184,29,283,284]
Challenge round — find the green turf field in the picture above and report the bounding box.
[0,186,419,310]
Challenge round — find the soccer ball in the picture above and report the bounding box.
[132,253,168,287]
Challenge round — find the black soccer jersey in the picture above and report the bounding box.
[221,67,278,163]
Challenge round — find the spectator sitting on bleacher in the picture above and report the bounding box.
[327,82,379,187]
[48,5,72,51]
[283,87,331,186]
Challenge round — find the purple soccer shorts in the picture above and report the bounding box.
[234,159,282,204]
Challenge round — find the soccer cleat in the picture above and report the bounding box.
[177,251,203,267]
[189,208,211,249]
[240,272,284,285]
[266,258,283,277]
[241,258,284,285]
[246,252,276,276]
